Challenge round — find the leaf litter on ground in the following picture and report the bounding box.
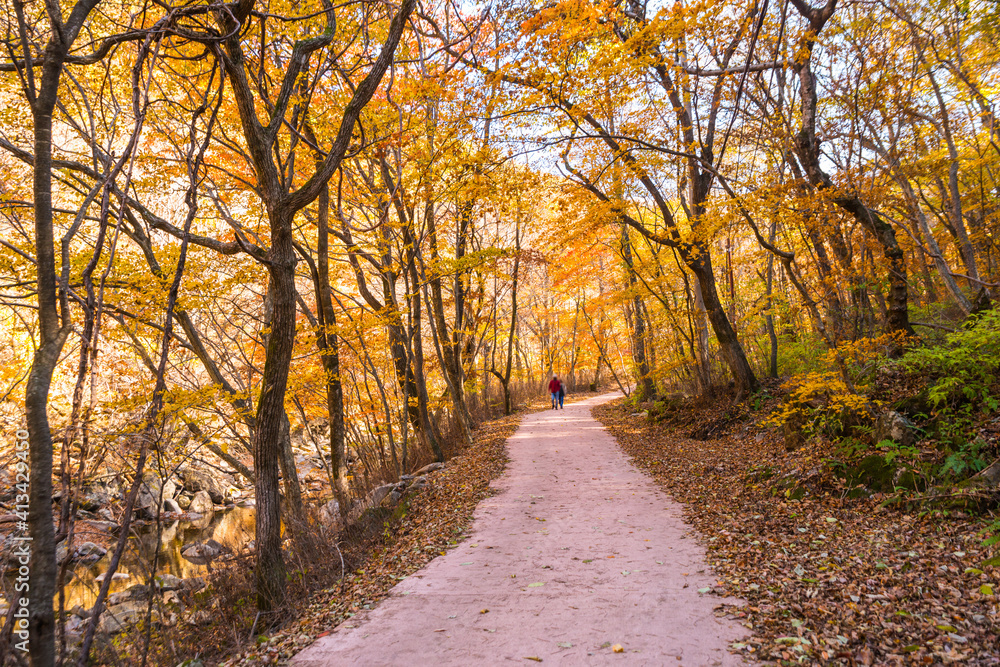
[594,398,999,666]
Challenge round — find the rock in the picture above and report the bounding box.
[108,584,151,606]
[176,495,192,510]
[78,493,105,512]
[177,466,231,504]
[369,483,401,508]
[163,498,182,514]
[99,600,158,634]
[180,577,206,592]
[407,476,428,491]
[188,490,213,515]
[138,473,177,519]
[874,410,915,447]
[153,574,184,591]
[186,610,213,626]
[181,539,229,567]
[95,572,129,583]
[88,519,118,532]
[413,462,445,476]
[783,419,806,451]
[96,508,115,522]
[73,542,106,565]
[81,476,121,511]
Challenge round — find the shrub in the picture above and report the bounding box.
[898,308,1000,442]
[767,371,870,441]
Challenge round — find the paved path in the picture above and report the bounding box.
[293,393,746,666]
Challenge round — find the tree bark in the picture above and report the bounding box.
[621,225,655,400]
[313,179,348,505]
[21,3,101,661]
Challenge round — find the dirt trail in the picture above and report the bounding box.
[292,393,746,666]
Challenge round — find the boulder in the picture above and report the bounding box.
[78,493,105,512]
[176,494,192,510]
[407,476,428,491]
[99,600,157,634]
[81,477,121,511]
[874,410,916,447]
[163,498,182,514]
[180,576,206,592]
[108,584,151,606]
[137,473,177,519]
[177,466,230,504]
[369,483,401,508]
[413,462,445,476]
[181,539,229,567]
[188,490,214,515]
[186,610,213,626]
[153,574,183,591]
[73,542,106,566]
[89,519,118,532]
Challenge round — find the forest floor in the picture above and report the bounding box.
[594,394,999,666]
[289,392,743,666]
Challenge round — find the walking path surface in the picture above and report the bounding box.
[293,393,746,666]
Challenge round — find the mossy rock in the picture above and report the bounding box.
[894,469,926,492]
[785,486,807,501]
[844,454,897,492]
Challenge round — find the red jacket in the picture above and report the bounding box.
[548,378,560,393]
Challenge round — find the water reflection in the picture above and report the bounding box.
[61,506,255,610]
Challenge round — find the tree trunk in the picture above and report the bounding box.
[26,31,80,666]
[252,208,295,612]
[425,197,475,444]
[314,182,348,505]
[765,221,779,378]
[899,179,972,314]
[621,225,655,400]
[690,257,758,396]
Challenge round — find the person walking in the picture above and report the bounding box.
[548,375,561,410]
[558,378,566,409]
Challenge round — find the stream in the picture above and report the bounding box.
[60,505,256,610]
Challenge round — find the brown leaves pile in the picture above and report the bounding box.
[594,400,999,666]
[221,414,517,666]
